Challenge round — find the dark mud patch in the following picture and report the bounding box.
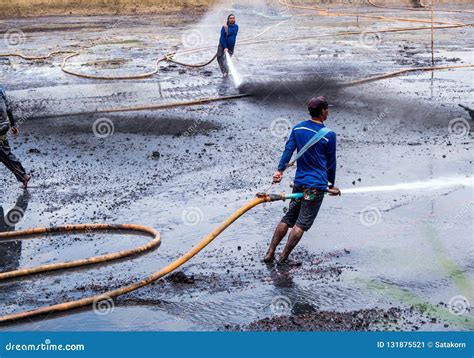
[83,58,132,68]
[230,307,422,331]
[165,271,195,284]
[238,76,342,104]
[151,247,355,295]
[23,115,221,136]
[115,297,165,306]
[46,247,353,305]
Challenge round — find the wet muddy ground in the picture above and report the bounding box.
[0,2,473,331]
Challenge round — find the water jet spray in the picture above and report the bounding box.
[225,51,243,87]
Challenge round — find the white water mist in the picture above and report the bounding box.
[225,51,243,87]
[342,176,473,194]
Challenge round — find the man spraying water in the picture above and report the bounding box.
[264,96,340,264]
[217,14,239,78]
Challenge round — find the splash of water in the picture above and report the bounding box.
[225,51,243,87]
[342,176,473,194]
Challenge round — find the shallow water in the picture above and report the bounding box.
[0,4,473,331]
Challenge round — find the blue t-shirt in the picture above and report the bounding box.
[219,23,239,51]
[277,120,337,189]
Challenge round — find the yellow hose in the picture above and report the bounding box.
[0,194,277,324]
[345,63,474,86]
[59,20,289,80]
[0,224,160,280]
[0,1,472,324]
[31,93,249,119]
[1,2,470,82]
[278,0,466,25]
[367,0,474,15]
[0,2,471,117]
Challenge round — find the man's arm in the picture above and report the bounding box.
[219,26,228,49]
[1,89,16,128]
[278,129,296,172]
[6,104,16,128]
[325,132,337,187]
[273,129,296,183]
[0,90,11,135]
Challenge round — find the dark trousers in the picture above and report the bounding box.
[0,138,26,182]
[280,185,325,232]
[217,45,233,75]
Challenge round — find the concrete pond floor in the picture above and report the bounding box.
[0,2,473,331]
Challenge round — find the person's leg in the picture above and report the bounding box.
[264,222,289,263]
[279,190,325,263]
[264,188,302,262]
[279,225,305,263]
[0,139,27,183]
[216,45,227,75]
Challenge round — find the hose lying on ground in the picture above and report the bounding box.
[23,64,473,119]
[0,0,471,119]
[0,1,471,81]
[0,1,472,324]
[0,224,160,281]
[344,63,474,86]
[367,0,474,15]
[0,0,471,118]
[29,94,249,120]
[0,192,301,324]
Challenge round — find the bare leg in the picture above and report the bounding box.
[264,222,289,263]
[279,225,305,263]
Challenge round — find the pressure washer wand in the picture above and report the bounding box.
[256,187,340,203]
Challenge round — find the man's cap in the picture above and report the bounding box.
[307,96,333,110]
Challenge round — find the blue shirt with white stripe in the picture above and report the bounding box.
[219,24,239,52]
[277,120,337,189]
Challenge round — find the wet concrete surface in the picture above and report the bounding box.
[0,2,473,331]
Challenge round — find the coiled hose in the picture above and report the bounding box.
[0,193,301,324]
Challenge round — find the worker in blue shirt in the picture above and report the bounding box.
[264,96,340,263]
[217,14,239,77]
